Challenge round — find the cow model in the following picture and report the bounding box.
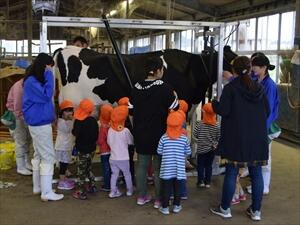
[54,45,236,107]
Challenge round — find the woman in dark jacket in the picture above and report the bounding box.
[210,56,270,221]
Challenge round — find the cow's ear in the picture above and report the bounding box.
[67,55,82,83]
[78,48,102,65]
[57,52,67,86]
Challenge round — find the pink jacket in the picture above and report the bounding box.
[97,126,111,155]
[6,79,24,119]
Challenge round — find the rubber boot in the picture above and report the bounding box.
[40,163,64,201]
[32,159,41,194]
[16,157,32,176]
[25,153,32,170]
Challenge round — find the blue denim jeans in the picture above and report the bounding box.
[221,164,263,211]
[100,154,111,189]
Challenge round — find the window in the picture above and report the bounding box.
[49,40,67,54]
[171,32,180,49]
[136,37,150,47]
[265,55,278,82]
[257,14,279,50]
[1,40,17,55]
[128,39,134,53]
[280,11,296,50]
[180,30,192,52]
[224,25,237,50]
[238,18,256,51]
[154,34,166,50]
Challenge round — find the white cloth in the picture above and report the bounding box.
[54,118,74,151]
[13,118,31,158]
[29,124,56,164]
[107,128,133,161]
[262,142,272,193]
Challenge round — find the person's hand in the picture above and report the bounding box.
[223,71,233,80]
[45,64,53,71]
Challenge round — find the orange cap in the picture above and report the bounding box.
[202,103,217,125]
[118,97,129,106]
[110,105,128,131]
[74,99,95,121]
[99,104,113,125]
[179,100,189,113]
[166,110,185,139]
[59,100,74,110]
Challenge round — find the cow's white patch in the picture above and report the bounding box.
[160,55,168,69]
[54,45,108,107]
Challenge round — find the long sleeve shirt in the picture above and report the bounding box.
[6,79,24,119]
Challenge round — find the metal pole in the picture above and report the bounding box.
[102,14,133,88]
[40,21,47,52]
[295,0,300,48]
[27,0,32,61]
[217,25,224,100]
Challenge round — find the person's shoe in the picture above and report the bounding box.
[210,205,232,218]
[170,195,174,200]
[41,191,64,201]
[246,185,252,194]
[263,190,269,195]
[57,180,74,190]
[181,196,188,200]
[137,195,152,205]
[72,190,87,200]
[205,184,211,188]
[246,207,261,221]
[173,205,182,213]
[239,194,247,201]
[153,199,161,209]
[126,190,133,196]
[17,168,32,176]
[109,190,122,198]
[100,186,111,192]
[197,181,205,188]
[159,207,170,215]
[231,198,240,205]
[40,174,64,201]
[86,184,97,193]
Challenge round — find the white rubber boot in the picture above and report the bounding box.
[32,159,41,194]
[40,163,64,201]
[16,157,32,176]
[25,153,32,171]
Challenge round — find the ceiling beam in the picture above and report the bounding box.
[174,0,218,17]
[133,7,165,20]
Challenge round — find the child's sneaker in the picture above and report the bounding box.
[153,199,161,209]
[231,198,240,205]
[86,184,97,193]
[181,196,188,200]
[173,205,182,213]
[246,207,261,221]
[137,195,152,205]
[126,190,133,196]
[109,190,122,198]
[197,181,205,188]
[205,184,211,188]
[159,207,170,215]
[57,180,74,190]
[72,190,87,200]
[100,186,110,192]
[239,194,247,201]
[210,205,232,218]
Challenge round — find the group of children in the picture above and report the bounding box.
[54,97,245,213]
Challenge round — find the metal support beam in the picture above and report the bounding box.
[217,26,225,100]
[295,0,300,47]
[27,0,32,61]
[174,0,218,17]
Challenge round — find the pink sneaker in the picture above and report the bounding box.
[58,180,74,190]
[137,195,152,205]
[231,198,240,205]
[153,199,161,209]
[239,194,247,201]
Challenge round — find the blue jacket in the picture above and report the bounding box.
[22,70,55,126]
[260,75,279,129]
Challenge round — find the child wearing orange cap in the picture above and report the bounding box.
[96,104,113,192]
[193,103,220,188]
[72,99,99,200]
[107,105,134,198]
[157,110,192,215]
[55,100,75,190]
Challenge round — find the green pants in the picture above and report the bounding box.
[136,154,161,200]
[77,152,95,192]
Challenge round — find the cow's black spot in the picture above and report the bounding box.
[57,52,67,86]
[86,58,111,80]
[67,55,82,83]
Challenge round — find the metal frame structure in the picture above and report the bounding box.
[40,16,225,98]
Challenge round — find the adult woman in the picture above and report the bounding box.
[130,57,178,208]
[250,54,279,195]
[210,56,269,221]
[23,53,63,201]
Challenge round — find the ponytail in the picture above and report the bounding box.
[232,56,256,91]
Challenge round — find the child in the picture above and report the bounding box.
[157,110,192,215]
[97,104,113,192]
[72,99,99,200]
[193,103,220,188]
[55,100,75,190]
[107,105,134,198]
[231,168,247,205]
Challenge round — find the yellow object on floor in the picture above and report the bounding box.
[0,142,16,170]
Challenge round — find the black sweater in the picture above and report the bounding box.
[212,77,270,165]
[72,117,99,154]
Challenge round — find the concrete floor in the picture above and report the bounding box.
[0,140,299,225]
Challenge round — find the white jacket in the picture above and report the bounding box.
[55,118,74,151]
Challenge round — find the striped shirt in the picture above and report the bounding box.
[193,121,220,154]
[157,134,192,180]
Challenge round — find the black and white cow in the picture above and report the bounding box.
[54,45,236,107]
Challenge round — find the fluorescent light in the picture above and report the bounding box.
[109,10,117,16]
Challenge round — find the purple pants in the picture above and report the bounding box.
[110,160,133,193]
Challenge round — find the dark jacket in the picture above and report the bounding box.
[212,77,270,165]
[72,117,99,154]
